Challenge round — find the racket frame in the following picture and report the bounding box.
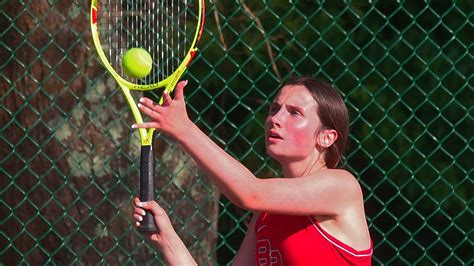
[90,0,205,233]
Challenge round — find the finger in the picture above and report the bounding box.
[139,200,161,211]
[134,207,146,216]
[174,80,187,101]
[138,201,175,232]
[132,122,160,129]
[133,197,143,207]
[133,197,142,214]
[133,197,140,206]
[161,90,172,106]
[133,213,144,222]
[138,100,160,115]
[148,201,163,213]
[138,97,157,109]
[140,201,167,219]
[136,103,165,125]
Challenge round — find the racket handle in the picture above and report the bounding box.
[138,145,158,233]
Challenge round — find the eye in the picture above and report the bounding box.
[269,103,280,114]
[288,107,302,116]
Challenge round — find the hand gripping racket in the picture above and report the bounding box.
[90,0,205,233]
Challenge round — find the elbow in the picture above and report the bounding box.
[224,176,262,211]
[232,191,261,211]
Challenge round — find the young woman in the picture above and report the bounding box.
[133,77,373,265]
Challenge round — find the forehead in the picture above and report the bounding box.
[273,84,316,106]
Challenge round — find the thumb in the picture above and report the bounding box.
[138,200,166,217]
[173,80,188,101]
[138,201,154,211]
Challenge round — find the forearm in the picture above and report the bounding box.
[232,213,258,265]
[177,122,258,208]
[157,232,197,266]
[134,199,197,266]
[134,89,260,208]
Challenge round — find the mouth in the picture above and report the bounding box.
[267,130,283,141]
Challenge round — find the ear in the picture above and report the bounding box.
[317,129,338,148]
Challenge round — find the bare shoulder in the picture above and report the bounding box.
[322,168,355,179]
[321,168,361,187]
[317,169,364,199]
[315,169,371,250]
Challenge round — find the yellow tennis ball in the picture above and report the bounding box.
[122,48,153,79]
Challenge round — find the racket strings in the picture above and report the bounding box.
[97,0,191,84]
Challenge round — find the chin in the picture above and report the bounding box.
[266,148,294,163]
[267,146,310,163]
[266,147,281,160]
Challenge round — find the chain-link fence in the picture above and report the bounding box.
[1,1,472,265]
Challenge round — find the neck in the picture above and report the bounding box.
[281,154,326,178]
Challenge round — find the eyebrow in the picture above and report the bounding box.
[269,102,280,108]
[269,102,304,112]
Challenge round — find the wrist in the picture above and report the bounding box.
[175,119,198,144]
[158,232,197,265]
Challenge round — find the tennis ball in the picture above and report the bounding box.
[122,48,153,79]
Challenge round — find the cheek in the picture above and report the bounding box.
[289,120,316,147]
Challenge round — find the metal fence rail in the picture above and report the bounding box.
[1,1,472,265]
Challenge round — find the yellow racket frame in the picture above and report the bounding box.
[90,0,205,146]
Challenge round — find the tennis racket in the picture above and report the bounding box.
[90,0,205,233]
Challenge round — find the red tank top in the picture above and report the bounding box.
[255,212,373,265]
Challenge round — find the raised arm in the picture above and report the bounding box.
[133,81,363,216]
[133,81,259,208]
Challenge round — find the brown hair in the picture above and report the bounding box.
[282,76,349,168]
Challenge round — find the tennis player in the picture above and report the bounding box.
[133,77,373,265]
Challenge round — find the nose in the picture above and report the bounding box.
[267,108,283,128]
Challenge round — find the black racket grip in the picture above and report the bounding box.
[138,145,158,233]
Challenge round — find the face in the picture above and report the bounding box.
[265,85,322,163]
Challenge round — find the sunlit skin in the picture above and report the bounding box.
[265,85,326,178]
[132,81,372,264]
[132,197,197,266]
